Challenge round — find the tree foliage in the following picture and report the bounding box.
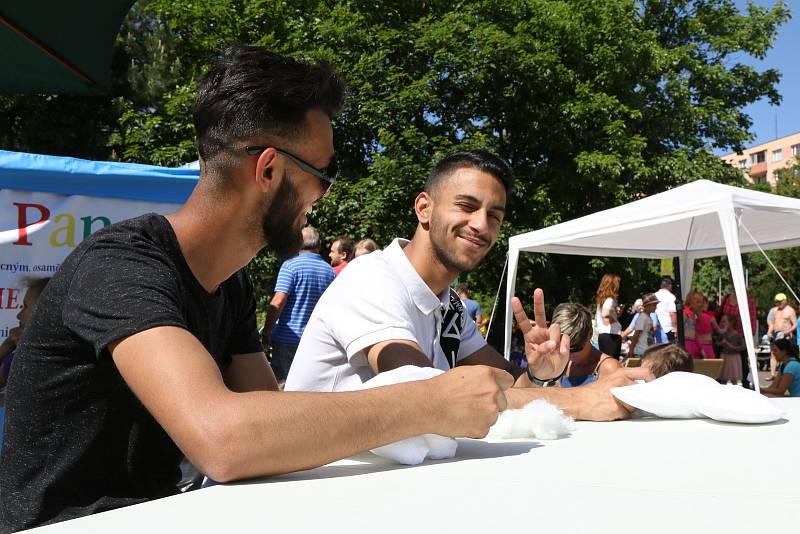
[0,0,791,331]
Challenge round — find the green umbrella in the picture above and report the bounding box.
[0,0,136,95]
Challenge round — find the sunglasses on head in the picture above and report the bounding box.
[245,145,338,199]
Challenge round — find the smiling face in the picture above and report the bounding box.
[423,167,506,274]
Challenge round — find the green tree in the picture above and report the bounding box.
[0,0,791,329]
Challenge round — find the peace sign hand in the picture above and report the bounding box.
[511,288,570,381]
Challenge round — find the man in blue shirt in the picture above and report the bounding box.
[263,225,335,381]
[457,284,485,329]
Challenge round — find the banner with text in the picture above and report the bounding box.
[0,190,181,341]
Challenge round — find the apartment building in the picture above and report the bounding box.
[720,131,800,187]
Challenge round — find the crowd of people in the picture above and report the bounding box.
[586,271,799,393]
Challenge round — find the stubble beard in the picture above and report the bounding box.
[428,216,491,275]
[261,169,305,259]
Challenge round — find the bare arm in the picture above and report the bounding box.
[504,367,653,420]
[620,323,635,339]
[785,309,797,335]
[262,291,288,345]
[223,352,279,393]
[458,344,524,381]
[761,373,793,397]
[669,311,678,328]
[366,339,433,373]
[597,355,621,379]
[111,326,513,483]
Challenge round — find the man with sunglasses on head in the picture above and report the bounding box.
[0,46,514,531]
[286,150,651,416]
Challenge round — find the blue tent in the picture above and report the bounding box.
[0,150,199,203]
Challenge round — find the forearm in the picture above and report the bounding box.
[202,382,437,482]
[505,386,590,419]
[263,308,281,336]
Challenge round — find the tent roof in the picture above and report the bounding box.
[509,180,800,259]
[0,150,198,203]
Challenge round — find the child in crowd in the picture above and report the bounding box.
[629,293,659,358]
[639,343,693,378]
[0,276,51,390]
[717,314,744,385]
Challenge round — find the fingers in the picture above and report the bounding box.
[621,367,654,382]
[545,322,568,356]
[490,367,515,391]
[607,366,653,386]
[511,297,532,335]
[532,288,547,328]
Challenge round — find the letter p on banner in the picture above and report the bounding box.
[14,202,51,246]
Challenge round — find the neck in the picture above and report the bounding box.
[403,231,458,296]
[166,186,263,293]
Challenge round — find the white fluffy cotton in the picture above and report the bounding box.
[488,399,575,439]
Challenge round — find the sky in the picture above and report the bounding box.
[729,0,800,149]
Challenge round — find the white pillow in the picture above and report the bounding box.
[696,384,785,424]
[356,366,457,465]
[611,371,785,423]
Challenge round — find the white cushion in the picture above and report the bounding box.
[611,371,785,423]
[356,366,457,465]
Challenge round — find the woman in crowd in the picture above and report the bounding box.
[595,273,622,358]
[719,290,756,387]
[759,338,800,397]
[684,289,719,359]
[717,314,744,385]
[551,302,620,387]
[354,238,378,257]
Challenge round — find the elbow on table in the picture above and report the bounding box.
[179,410,249,484]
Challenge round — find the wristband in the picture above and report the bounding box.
[527,363,567,387]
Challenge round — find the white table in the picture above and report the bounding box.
[33,399,800,533]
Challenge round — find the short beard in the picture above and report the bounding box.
[429,215,487,274]
[261,170,305,259]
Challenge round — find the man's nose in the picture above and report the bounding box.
[468,210,490,233]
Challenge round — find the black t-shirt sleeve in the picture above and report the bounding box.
[225,271,264,356]
[63,239,188,359]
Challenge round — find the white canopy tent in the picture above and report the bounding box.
[505,179,800,392]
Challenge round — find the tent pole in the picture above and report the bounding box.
[673,256,685,348]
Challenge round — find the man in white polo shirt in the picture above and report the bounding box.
[286,150,650,420]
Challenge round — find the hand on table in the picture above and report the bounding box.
[577,367,654,421]
[512,288,570,380]
[431,366,513,438]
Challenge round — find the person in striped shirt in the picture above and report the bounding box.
[262,225,335,381]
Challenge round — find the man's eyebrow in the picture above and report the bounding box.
[453,194,507,214]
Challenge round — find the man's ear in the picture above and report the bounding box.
[415,192,433,224]
[255,148,278,193]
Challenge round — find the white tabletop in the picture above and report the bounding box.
[33,398,800,533]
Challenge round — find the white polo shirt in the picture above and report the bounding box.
[285,238,486,392]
